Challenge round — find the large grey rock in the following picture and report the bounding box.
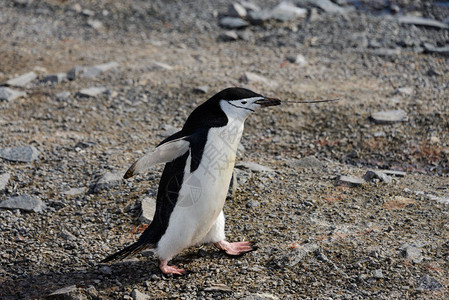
[81,61,119,78]
[219,17,249,29]
[0,195,46,212]
[236,161,274,172]
[417,275,443,291]
[0,173,10,191]
[93,171,124,193]
[397,16,449,29]
[139,197,156,223]
[371,109,406,124]
[5,71,37,87]
[401,245,422,263]
[0,87,26,101]
[131,289,151,300]
[0,145,39,162]
[362,170,392,184]
[78,87,107,97]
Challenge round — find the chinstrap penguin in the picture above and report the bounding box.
[101,87,281,275]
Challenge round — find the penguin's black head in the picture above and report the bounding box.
[216,87,281,115]
[183,87,280,132]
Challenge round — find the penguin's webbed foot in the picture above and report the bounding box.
[159,259,186,275]
[214,240,257,256]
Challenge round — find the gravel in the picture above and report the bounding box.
[0,0,448,299]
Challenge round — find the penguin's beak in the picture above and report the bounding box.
[255,97,281,107]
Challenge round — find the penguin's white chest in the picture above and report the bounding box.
[157,121,244,256]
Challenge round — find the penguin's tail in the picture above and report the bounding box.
[100,240,155,263]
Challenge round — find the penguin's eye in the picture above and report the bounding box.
[241,101,247,104]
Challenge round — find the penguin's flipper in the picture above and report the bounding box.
[124,136,190,179]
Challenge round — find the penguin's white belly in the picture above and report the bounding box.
[156,125,243,260]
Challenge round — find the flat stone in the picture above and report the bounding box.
[0,145,39,162]
[63,187,85,196]
[0,87,26,101]
[87,19,104,31]
[395,87,413,95]
[193,85,209,94]
[0,173,10,191]
[397,16,449,29]
[426,194,449,205]
[240,72,278,88]
[78,87,107,97]
[204,283,232,292]
[139,197,156,223]
[269,2,307,21]
[248,10,272,24]
[287,243,319,267]
[147,61,174,71]
[371,109,406,124]
[362,170,392,183]
[93,171,124,193]
[236,161,274,172]
[423,43,449,56]
[382,170,406,177]
[81,61,119,78]
[46,285,80,299]
[228,3,247,18]
[367,48,401,56]
[338,175,365,187]
[41,73,67,84]
[314,0,352,13]
[219,30,239,42]
[292,155,324,169]
[67,66,87,80]
[240,1,261,12]
[417,275,443,291]
[0,195,46,212]
[219,17,249,29]
[5,71,37,87]
[131,289,151,300]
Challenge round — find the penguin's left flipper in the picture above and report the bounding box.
[124,136,191,179]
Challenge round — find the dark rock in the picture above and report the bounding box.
[219,17,249,29]
[0,145,39,162]
[41,73,67,84]
[67,66,87,80]
[362,170,392,183]
[0,195,46,213]
[0,87,26,101]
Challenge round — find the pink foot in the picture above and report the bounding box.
[159,259,185,275]
[214,240,256,256]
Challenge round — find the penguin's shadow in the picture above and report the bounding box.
[1,248,232,299]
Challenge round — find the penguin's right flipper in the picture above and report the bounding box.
[124,136,191,179]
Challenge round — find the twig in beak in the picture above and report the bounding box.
[282,98,340,104]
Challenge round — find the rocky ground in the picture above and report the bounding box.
[0,0,448,299]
